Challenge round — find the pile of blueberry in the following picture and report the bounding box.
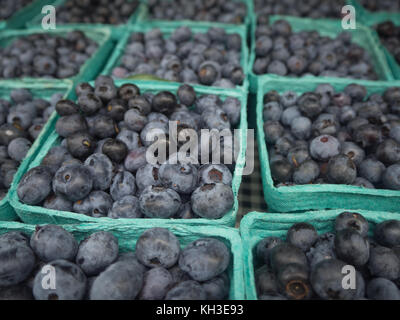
[0,0,32,20]
[253,19,378,80]
[112,26,245,88]
[0,31,98,79]
[0,89,62,200]
[56,0,139,25]
[376,21,400,65]
[17,76,239,220]
[148,0,247,24]
[0,225,231,300]
[360,0,400,12]
[254,0,344,19]
[255,212,400,300]
[263,83,400,190]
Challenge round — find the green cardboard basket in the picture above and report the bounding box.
[9,80,248,227]
[240,210,400,300]
[0,0,51,30]
[141,0,254,29]
[248,15,394,93]
[0,220,244,300]
[0,80,72,221]
[0,26,114,85]
[101,21,249,93]
[25,0,147,41]
[257,76,400,213]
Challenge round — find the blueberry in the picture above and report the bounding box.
[76,231,118,276]
[366,278,400,300]
[90,260,144,300]
[310,259,364,300]
[152,91,177,115]
[124,147,147,172]
[73,190,113,217]
[10,89,32,103]
[353,177,375,189]
[102,138,128,164]
[43,194,73,212]
[159,162,197,194]
[33,260,87,300]
[298,92,324,118]
[165,280,206,300]
[277,263,312,300]
[263,101,282,122]
[78,93,103,116]
[179,238,230,282]
[383,164,400,190]
[264,121,284,145]
[341,141,365,166]
[66,132,96,160]
[17,166,53,205]
[177,84,196,107]
[7,137,31,162]
[306,233,336,269]
[139,186,181,218]
[222,97,241,126]
[116,129,141,151]
[75,82,94,96]
[108,195,142,219]
[335,211,369,237]
[135,164,162,191]
[287,223,318,252]
[140,121,169,147]
[84,153,113,191]
[256,237,283,265]
[359,158,386,184]
[269,243,307,273]
[202,273,230,300]
[270,158,293,183]
[197,164,232,186]
[191,183,234,219]
[326,154,357,184]
[0,123,27,146]
[53,164,93,202]
[110,171,136,201]
[281,106,301,126]
[293,160,320,184]
[291,116,311,140]
[376,139,400,165]
[309,135,341,162]
[0,284,33,300]
[30,225,78,262]
[267,60,287,76]
[55,114,88,138]
[138,267,173,300]
[368,246,400,280]
[255,265,278,297]
[0,235,35,287]
[334,229,370,267]
[135,228,180,268]
[55,100,79,116]
[353,124,382,149]
[374,220,400,248]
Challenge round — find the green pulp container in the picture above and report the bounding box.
[0,80,72,221]
[9,80,248,227]
[240,210,400,300]
[0,26,114,85]
[101,21,249,93]
[248,15,394,93]
[0,220,245,300]
[257,76,400,213]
